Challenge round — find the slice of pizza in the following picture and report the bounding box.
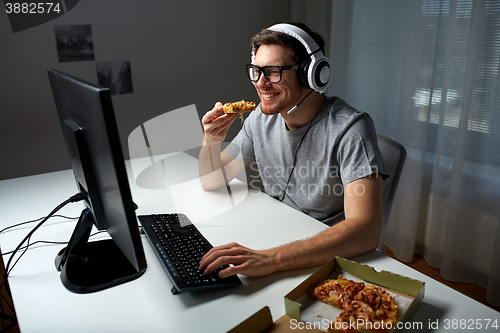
[222,100,256,121]
[309,276,398,333]
[330,299,396,332]
[307,275,365,308]
[354,284,398,330]
[329,300,371,332]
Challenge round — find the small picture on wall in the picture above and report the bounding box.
[54,24,95,62]
[96,61,133,95]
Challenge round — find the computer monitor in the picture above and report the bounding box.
[47,69,147,293]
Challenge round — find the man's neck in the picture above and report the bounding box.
[281,91,324,131]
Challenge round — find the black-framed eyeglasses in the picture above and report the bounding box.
[245,64,298,83]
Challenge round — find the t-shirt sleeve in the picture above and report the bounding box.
[336,113,389,186]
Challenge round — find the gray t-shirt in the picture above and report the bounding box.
[227,96,389,225]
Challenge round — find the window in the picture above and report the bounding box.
[410,0,500,166]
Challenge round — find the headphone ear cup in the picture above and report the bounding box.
[312,58,331,92]
[297,60,311,89]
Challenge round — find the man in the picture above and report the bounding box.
[198,23,388,279]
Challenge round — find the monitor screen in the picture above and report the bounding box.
[48,69,147,293]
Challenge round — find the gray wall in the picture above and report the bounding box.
[0,0,332,180]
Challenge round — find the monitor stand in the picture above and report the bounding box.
[55,209,145,293]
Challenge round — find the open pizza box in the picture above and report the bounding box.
[228,257,425,333]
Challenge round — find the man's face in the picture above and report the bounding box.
[252,44,305,115]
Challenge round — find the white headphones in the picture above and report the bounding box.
[252,23,331,93]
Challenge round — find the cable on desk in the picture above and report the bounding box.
[0,231,110,259]
[0,191,88,331]
[3,191,88,279]
[1,240,68,256]
[0,214,79,235]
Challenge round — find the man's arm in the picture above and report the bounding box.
[198,175,384,277]
[199,102,247,191]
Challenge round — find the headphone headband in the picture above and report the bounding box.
[267,23,320,56]
[260,23,331,93]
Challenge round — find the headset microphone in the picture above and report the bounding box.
[287,89,314,115]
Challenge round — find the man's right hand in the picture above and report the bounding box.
[199,102,245,191]
[202,102,239,143]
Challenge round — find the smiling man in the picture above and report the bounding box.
[198,23,389,278]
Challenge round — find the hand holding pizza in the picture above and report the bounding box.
[202,102,239,144]
[202,100,255,144]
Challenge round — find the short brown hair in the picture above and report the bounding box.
[250,22,325,65]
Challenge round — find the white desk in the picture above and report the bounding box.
[0,153,498,333]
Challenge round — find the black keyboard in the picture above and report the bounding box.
[137,213,241,294]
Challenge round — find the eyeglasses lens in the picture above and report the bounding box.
[247,65,281,83]
[263,67,281,83]
[248,66,260,81]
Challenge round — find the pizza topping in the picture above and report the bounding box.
[222,99,256,121]
[308,276,398,332]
